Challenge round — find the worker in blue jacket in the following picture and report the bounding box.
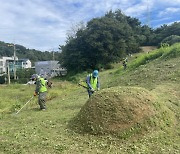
[86,70,100,97]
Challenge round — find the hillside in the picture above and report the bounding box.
[0,41,59,64]
[0,43,180,153]
[140,46,157,53]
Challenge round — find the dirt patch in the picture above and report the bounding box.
[140,46,157,53]
[70,86,159,136]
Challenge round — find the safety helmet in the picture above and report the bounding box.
[40,74,44,78]
[92,70,98,77]
[31,74,40,80]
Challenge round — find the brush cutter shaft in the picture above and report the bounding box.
[16,96,34,114]
[78,83,88,89]
[78,83,97,92]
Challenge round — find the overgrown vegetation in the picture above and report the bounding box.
[114,43,180,73]
[161,35,180,46]
[60,9,180,72]
[16,68,36,83]
[0,43,180,153]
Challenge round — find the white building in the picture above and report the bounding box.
[0,57,31,75]
[18,59,32,69]
[0,56,17,74]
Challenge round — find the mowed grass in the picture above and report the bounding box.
[0,82,90,153]
[0,44,180,153]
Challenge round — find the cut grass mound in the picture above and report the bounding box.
[71,86,175,138]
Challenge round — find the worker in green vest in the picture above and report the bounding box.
[86,70,100,97]
[32,74,47,110]
[122,57,128,70]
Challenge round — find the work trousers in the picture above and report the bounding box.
[38,92,47,110]
[87,89,94,98]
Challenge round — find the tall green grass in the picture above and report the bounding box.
[161,43,180,59]
[58,71,90,83]
[0,84,35,115]
[121,43,180,71]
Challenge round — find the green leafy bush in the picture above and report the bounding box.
[161,43,180,59]
[161,35,180,45]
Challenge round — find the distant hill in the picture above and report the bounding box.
[0,41,60,65]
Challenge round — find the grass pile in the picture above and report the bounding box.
[70,86,175,139]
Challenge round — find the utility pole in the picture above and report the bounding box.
[53,51,55,60]
[7,62,10,84]
[8,43,17,80]
[52,50,55,75]
[51,48,55,61]
[13,43,16,80]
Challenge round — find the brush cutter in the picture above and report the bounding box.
[78,83,88,89]
[15,96,34,114]
[78,83,97,92]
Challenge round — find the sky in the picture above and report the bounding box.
[0,0,180,51]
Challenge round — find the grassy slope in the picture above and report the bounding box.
[0,44,180,153]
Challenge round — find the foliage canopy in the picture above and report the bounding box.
[60,10,180,73]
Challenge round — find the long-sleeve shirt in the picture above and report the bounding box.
[86,74,100,90]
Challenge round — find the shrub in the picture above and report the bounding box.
[128,49,164,69]
[161,35,180,45]
[104,63,114,69]
[161,43,180,59]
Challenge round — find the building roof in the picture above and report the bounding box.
[18,59,30,62]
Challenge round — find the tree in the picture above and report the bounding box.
[60,10,141,72]
[66,21,86,40]
[60,11,180,73]
[153,22,180,45]
[16,68,35,83]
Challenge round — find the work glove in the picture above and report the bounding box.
[34,92,37,96]
[90,88,94,92]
